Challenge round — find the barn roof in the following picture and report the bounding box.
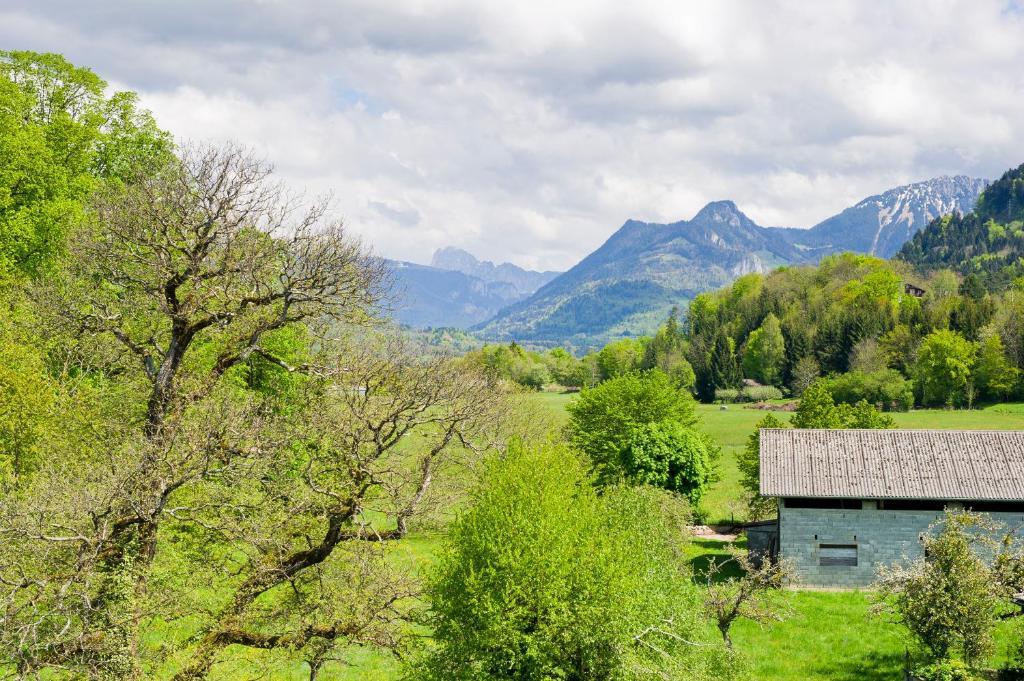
[759,429,1024,500]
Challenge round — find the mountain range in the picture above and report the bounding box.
[387,175,985,345]
[474,176,985,347]
[386,248,559,328]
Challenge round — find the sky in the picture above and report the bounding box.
[2,1,1023,271]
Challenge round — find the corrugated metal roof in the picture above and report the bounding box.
[759,429,1024,500]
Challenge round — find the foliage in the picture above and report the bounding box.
[622,421,717,505]
[597,337,647,381]
[823,369,914,411]
[790,356,821,396]
[414,441,734,681]
[738,413,786,520]
[0,50,171,278]
[915,330,978,407]
[911,660,980,681]
[566,370,697,484]
[793,380,897,429]
[715,386,784,403]
[874,513,1002,667]
[975,327,1020,401]
[742,312,786,386]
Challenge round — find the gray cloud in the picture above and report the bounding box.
[1,0,1023,270]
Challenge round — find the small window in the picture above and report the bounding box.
[785,498,862,510]
[819,544,857,567]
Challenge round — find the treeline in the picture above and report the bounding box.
[684,251,1024,408]
[463,307,694,391]
[472,248,1024,410]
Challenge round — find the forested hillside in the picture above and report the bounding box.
[476,179,984,347]
[899,164,1024,291]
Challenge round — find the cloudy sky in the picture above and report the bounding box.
[2,1,1023,270]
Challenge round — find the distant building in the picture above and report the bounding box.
[759,429,1024,588]
[903,282,926,298]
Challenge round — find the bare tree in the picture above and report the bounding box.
[701,548,792,650]
[165,336,505,678]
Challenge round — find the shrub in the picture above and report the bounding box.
[912,660,979,681]
[743,385,784,402]
[714,388,741,403]
[824,369,914,411]
[412,441,739,680]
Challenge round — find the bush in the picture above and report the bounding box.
[412,441,739,680]
[743,386,784,402]
[714,386,783,403]
[912,660,979,681]
[824,369,914,411]
[714,388,741,403]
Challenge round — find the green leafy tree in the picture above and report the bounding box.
[622,421,717,506]
[0,50,171,277]
[567,371,697,483]
[597,337,646,381]
[914,330,978,407]
[974,327,1018,401]
[413,441,734,681]
[793,380,896,429]
[742,313,785,385]
[738,413,786,519]
[875,513,1001,667]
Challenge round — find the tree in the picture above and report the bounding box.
[622,421,717,506]
[742,313,785,385]
[914,330,978,407]
[0,143,391,675]
[412,441,734,681]
[596,337,645,381]
[874,513,1002,667]
[974,327,1018,401]
[738,413,786,520]
[790,356,820,397]
[643,307,696,389]
[702,549,792,650]
[566,371,697,484]
[793,381,896,429]
[710,329,741,393]
[0,50,171,278]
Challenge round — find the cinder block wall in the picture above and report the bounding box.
[779,500,1024,588]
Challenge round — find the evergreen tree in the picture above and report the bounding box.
[710,329,741,391]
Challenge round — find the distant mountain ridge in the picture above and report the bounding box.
[474,175,986,347]
[386,249,560,329]
[771,176,986,258]
[431,247,560,295]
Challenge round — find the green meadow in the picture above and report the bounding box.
[256,395,1022,681]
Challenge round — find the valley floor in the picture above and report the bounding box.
[157,396,1024,679]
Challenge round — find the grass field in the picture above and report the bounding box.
[171,394,1024,679]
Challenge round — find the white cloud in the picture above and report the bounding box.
[1,0,1023,270]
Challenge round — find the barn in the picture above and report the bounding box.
[759,428,1024,588]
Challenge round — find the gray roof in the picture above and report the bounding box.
[759,429,1024,500]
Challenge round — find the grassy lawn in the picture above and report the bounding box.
[178,396,1024,679]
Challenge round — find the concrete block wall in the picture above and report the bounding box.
[779,500,1024,588]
